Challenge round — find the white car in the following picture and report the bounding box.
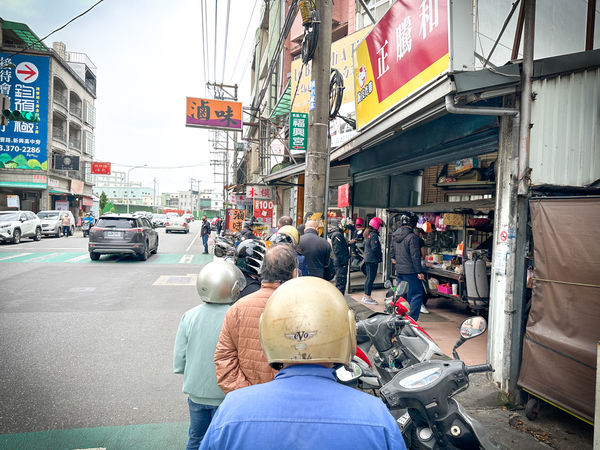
[0,211,42,244]
[165,215,189,233]
[37,210,75,237]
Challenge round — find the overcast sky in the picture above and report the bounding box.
[1,0,260,193]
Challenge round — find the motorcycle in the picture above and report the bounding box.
[81,220,94,237]
[379,316,499,449]
[352,280,444,391]
[214,233,237,260]
[349,229,365,273]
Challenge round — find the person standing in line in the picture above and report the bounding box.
[61,212,71,237]
[173,260,244,450]
[414,227,430,315]
[277,216,293,228]
[214,244,298,394]
[328,218,350,295]
[216,217,223,236]
[392,215,425,321]
[361,217,383,305]
[200,277,406,450]
[201,215,211,254]
[298,220,332,279]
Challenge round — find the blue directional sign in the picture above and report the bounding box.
[0,52,49,171]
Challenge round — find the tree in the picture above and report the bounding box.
[99,191,108,212]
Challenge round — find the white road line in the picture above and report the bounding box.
[26,252,61,262]
[179,254,194,264]
[0,253,31,261]
[66,254,90,263]
[186,232,201,253]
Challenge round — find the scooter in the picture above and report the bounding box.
[352,281,444,391]
[379,316,500,449]
[81,220,94,237]
[214,234,237,260]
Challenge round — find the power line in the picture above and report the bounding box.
[213,0,218,82]
[200,0,208,86]
[8,0,106,57]
[111,162,211,169]
[222,0,231,83]
[230,0,259,82]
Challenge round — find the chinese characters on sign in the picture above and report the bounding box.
[353,0,448,129]
[0,53,49,171]
[91,162,111,175]
[226,208,246,233]
[246,185,272,200]
[253,200,274,227]
[185,97,243,131]
[289,112,308,151]
[338,184,350,208]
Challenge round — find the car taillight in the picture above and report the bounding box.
[184,222,188,226]
[166,222,170,226]
[124,228,144,233]
[92,227,104,231]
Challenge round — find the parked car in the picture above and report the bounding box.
[0,210,42,244]
[88,213,159,261]
[151,213,167,227]
[182,213,194,223]
[37,210,75,237]
[166,215,189,233]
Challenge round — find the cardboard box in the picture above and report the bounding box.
[455,157,480,174]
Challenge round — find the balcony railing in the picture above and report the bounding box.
[52,127,66,143]
[70,104,82,119]
[53,91,68,108]
[69,138,81,150]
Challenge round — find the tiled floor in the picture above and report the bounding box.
[348,289,488,366]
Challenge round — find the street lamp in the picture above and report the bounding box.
[126,164,147,213]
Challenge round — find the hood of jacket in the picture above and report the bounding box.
[393,226,413,244]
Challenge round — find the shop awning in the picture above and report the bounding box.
[263,162,305,183]
[389,198,495,215]
[270,81,291,119]
[49,189,70,195]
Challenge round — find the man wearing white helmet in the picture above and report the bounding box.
[173,260,244,450]
[200,277,406,450]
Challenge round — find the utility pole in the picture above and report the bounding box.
[303,0,332,220]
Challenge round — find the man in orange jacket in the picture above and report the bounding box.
[214,244,298,393]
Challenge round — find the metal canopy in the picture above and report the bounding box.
[389,198,496,214]
[1,21,49,52]
[270,81,291,119]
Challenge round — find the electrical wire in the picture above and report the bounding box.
[8,0,105,57]
[112,162,211,169]
[329,68,344,120]
[200,0,208,87]
[214,0,218,82]
[221,0,231,83]
[230,0,259,82]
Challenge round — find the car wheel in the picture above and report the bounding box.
[151,238,158,254]
[139,244,149,261]
[12,229,21,244]
[55,228,61,238]
[89,252,100,261]
[166,230,170,234]
[33,227,42,241]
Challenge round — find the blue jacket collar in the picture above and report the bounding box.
[274,364,336,381]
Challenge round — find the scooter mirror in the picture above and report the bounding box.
[396,281,409,298]
[335,361,363,384]
[459,316,487,340]
[383,280,392,289]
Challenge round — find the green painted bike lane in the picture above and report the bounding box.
[0,252,214,265]
[0,421,188,450]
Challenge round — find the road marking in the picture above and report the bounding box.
[24,252,61,262]
[186,231,201,252]
[179,254,194,264]
[66,253,91,263]
[153,274,197,286]
[0,253,31,261]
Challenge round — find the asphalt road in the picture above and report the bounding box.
[0,220,213,449]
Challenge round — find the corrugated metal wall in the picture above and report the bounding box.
[530,68,600,187]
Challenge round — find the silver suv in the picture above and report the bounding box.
[0,211,42,244]
[37,210,75,237]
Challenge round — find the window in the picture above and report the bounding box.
[356,0,394,29]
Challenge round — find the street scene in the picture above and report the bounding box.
[1,0,599,449]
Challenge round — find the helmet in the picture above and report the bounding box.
[196,259,245,304]
[243,220,253,229]
[400,214,414,226]
[235,239,267,275]
[368,217,384,231]
[355,217,365,227]
[272,225,299,246]
[259,277,356,369]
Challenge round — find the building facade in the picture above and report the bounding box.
[0,20,97,219]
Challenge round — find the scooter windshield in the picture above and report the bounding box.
[398,367,442,389]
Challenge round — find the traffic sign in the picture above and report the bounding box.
[15,61,39,83]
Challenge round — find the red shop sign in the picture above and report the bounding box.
[91,162,111,175]
[338,183,350,208]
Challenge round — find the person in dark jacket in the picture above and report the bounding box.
[328,218,350,294]
[201,216,211,254]
[392,215,425,321]
[240,221,255,240]
[298,220,332,279]
[362,217,383,305]
[216,217,223,236]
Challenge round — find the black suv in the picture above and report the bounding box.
[88,213,159,261]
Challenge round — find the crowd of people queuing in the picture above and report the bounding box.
[172,212,433,448]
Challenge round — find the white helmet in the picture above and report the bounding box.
[196,259,246,304]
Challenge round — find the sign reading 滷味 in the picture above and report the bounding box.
[354,0,449,129]
[186,97,242,131]
[289,112,308,151]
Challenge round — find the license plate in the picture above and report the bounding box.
[106,231,122,238]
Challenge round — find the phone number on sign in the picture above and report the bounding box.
[0,145,41,153]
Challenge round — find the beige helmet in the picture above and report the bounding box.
[259,276,356,368]
[196,259,246,304]
[275,225,299,246]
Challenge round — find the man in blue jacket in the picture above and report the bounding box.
[392,215,425,321]
[173,260,244,450]
[199,277,406,450]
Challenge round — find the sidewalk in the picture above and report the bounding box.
[345,288,594,449]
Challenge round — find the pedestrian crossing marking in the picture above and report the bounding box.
[0,251,214,265]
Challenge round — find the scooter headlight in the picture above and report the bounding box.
[398,367,442,389]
